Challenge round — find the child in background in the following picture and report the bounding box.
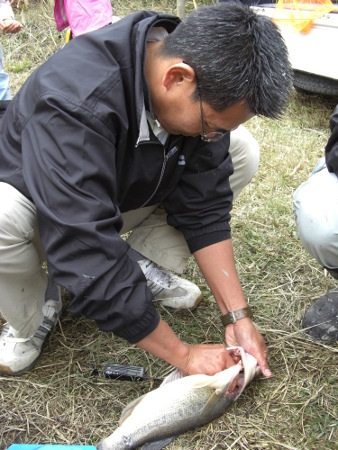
[54,0,113,38]
[0,0,23,101]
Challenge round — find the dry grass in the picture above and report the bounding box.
[0,1,337,449]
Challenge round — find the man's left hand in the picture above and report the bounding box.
[225,317,272,378]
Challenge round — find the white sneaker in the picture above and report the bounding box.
[138,259,203,310]
[0,299,62,376]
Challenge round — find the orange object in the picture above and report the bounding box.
[273,0,335,33]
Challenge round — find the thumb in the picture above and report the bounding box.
[257,354,272,378]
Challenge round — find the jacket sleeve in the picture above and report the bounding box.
[163,134,233,254]
[22,93,160,343]
[325,104,338,176]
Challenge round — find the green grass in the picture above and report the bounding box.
[0,1,337,449]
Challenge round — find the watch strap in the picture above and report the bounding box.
[221,306,253,327]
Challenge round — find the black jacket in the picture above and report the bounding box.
[325,104,338,176]
[0,11,233,343]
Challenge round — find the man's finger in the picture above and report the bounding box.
[257,356,272,378]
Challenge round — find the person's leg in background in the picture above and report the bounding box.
[294,157,338,343]
[0,46,11,101]
[0,182,61,375]
[125,125,260,309]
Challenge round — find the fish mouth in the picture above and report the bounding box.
[225,388,239,399]
[224,373,244,399]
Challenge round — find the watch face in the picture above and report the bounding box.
[229,312,236,323]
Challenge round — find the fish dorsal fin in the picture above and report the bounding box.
[160,368,184,386]
[119,392,149,425]
[119,368,189,425]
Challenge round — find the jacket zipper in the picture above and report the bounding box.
[139,144,179,208]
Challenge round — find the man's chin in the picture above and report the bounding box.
[170,130,200,138]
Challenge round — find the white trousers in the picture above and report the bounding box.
[294,156,338,270]
[0,125,259,336]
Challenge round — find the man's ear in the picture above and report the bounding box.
[162,62,196,91]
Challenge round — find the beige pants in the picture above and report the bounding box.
[0,125,259,336]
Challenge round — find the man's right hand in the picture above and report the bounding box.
[136,319,236,376]
[176,342,236,376]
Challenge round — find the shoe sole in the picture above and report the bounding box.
[160,293,203,311]
[0,358,38,376]
[302,292,338,343]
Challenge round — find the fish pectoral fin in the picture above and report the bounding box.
[200,389,224,416]
[141,436,176,450]
[119,393,149,425]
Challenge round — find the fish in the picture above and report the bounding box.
[97,346,260,450]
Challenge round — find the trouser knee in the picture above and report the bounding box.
[296,213,338,269]
[293,161,338,270]
[0,182,42,275]
[229,125,260,199]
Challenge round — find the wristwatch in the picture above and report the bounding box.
[221,306,253,327]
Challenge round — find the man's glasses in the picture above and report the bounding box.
[197,84,227,143]
[182,60,228,142]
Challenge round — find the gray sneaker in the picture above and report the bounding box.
[138,259,203,310]
[302,290,338,343]
[0,298,62,376]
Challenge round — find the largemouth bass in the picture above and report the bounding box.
[97,347,260,450]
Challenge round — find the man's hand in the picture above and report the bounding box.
[225,317,272,378]
[137,319,237,376]
[177,342,236,376]
[0,18,23,34]
[194,241,272,378]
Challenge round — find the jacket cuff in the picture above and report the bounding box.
[98,306,161,344]
[187,230,231,254]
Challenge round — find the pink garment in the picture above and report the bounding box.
[54,0,113,37]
